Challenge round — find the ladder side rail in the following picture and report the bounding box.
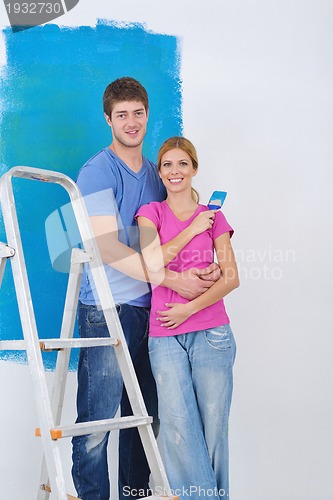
[38,250,85,500]
[51,249,88,423]
[0,254,6,287]
[137,424,174,496]
[0,171,69,500]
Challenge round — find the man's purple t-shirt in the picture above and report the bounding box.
[135,200,234,337]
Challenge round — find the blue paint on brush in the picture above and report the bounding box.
[208,191,227,210]
[0,21,183,369]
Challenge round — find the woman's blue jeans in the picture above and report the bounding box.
[148,325,236,500]
[72,302,158,500]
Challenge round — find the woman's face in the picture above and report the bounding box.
[159,147,197,193]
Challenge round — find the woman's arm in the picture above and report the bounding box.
[156,232,240,329]
[137,211,216,273]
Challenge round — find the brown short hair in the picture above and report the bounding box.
[103,77,149,117]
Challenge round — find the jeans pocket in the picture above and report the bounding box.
[86,304,121,325]
[205,325,232,351]
[148,336,161,354]
[87,306,107,325]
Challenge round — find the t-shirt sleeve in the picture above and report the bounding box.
[76,163,118,217]
[212,210,234,240]
[135,202,160,228]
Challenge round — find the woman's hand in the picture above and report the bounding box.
[156,302,193,329]
[189,210,217,236]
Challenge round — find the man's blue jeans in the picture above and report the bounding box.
[148,325,236,499]
[72,302,158,500]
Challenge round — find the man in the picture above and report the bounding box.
[72,77,219,500]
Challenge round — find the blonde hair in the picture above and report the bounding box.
[157,136,200,203]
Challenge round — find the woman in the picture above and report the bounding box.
[135,137,239,499]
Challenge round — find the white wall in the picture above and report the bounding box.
[1,1,333,499]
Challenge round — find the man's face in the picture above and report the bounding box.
[105,100,148,148]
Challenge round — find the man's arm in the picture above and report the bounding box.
[161,263,221,300]
[89,215,219,299]
[137,212,216,272]
[90,215,150,281]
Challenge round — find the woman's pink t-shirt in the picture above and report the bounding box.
[135,201,234,337]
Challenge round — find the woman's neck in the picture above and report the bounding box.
[166,192,198,219]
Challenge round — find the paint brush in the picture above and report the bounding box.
[207,190,227,210]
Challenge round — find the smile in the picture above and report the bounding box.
[169,178,183,183]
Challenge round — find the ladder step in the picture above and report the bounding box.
[36,415,153,439]
[40,337,119,351]
[0,337,119,351]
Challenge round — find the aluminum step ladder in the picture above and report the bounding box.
[0,166,176,500]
